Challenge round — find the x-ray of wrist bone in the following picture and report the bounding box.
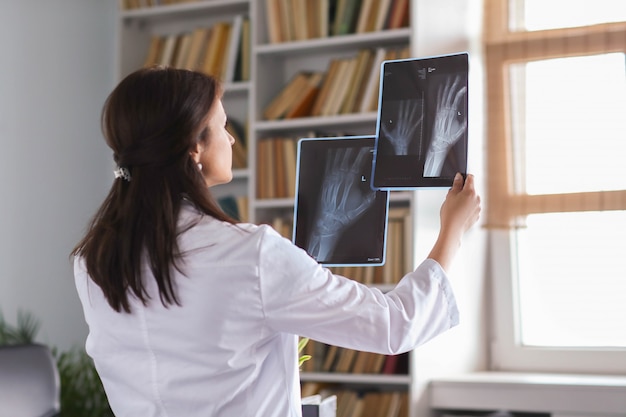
[293,136,389,266]
[372,53,469,189]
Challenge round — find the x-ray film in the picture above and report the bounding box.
[293,135,389,266]
[372,52,469,189]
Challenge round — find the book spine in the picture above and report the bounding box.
[263,0,405,42]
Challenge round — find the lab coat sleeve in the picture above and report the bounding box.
[257,226,460,355]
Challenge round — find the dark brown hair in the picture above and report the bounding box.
[72,66,236,313]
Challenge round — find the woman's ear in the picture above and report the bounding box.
[190,143,203,164]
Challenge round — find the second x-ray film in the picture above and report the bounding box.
[372,52,469,189]
[293,135,389,266]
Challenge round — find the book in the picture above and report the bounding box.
[318,0,330,38]
[364,46,411,112]
[184,27,210,70]
[381,216,405,284]
[279,0,296,42]
[334,0,362,35]
[384,392,403,417]
[273,138,286,198]
[365,0,382,32]
[331,0,348,36]
[386,0,410,29]
[283,138,298,198]
[265,0,283,43]
[351,350,375,373]
[265,139,276,198]
[201,22,231,78]
[169,34,183,67]
[224,15,243,82]
[349,396,366,417]
[284,72,324,119]
[358,46,387,113]
[381,354,399,374]
[173,32,193,68]
[390,207,412,276]
[310,59,340,116]
[263,72,315,120]
[301,382,324,398]
[340,48,374,113]
[334,348,357,373]
[322,344,340,372]
[217,24,233,79]
[374,0,394,31]
[200,26,219,75]
[305,0,320,39]
[364,350,386,373]
[322,57,356,116]
[256,137,305,199]
[319,59,348,115]
[293,0,309,40]
[256,139,269,198]
[159,33,178,66]
[239,17,251,81]
[361,392,384,417]
[337,391,359,417]
[355,0,377,33]
[143,35,164,67]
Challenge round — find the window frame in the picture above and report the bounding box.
[484,0,626,374]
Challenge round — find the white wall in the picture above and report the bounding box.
[0,1,116,352]
[409,0,488,415]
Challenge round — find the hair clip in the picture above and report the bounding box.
[114,166,132,182]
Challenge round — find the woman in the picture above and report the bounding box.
[72,66,481,417]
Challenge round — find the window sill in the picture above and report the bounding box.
[429,372,626,416]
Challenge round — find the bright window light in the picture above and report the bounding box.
[511,0,626,31]
[516,211,626,348]
[509,52,626,349]
[511,53,626,195]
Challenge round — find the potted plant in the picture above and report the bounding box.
[0,309,113,417]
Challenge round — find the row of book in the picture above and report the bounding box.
[265,0,410,43]
[120,0,199,10]
[256,137,298,199]
[263,45,411,120]
[301,341,409,375]
[301,384,409,417]
[143,16,250,83]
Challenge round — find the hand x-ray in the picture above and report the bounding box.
[372,52,469,189]
[293,136,389,266]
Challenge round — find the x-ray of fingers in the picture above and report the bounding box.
[293,135,389,266]
[372,52,469,189]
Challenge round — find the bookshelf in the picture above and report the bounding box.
[117,0,416,415]
[254,2,414,414]
[117,0,252,221]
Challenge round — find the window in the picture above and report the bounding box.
[485,0,626,373]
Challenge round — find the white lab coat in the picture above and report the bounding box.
[74,201,459,417]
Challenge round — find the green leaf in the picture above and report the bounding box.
[298,337,310,354]
[298,354,312,367]
[0,309,40,345]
